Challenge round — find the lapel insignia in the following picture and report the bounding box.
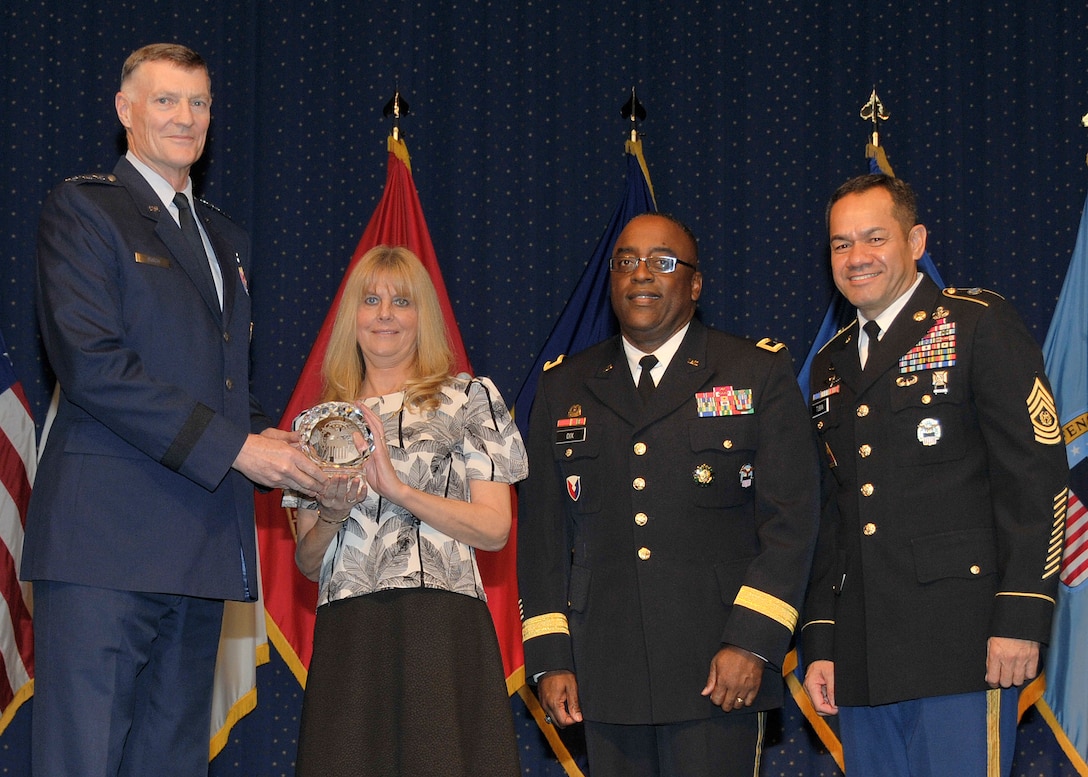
[687,358,700,366]
[148,204,161,214]
[543,354,566,371]
[756,337,787,353]
[692,463,714,487]
[696,386,754,417]
[913,310,927,321]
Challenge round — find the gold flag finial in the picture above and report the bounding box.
[620,87,647,144]
[382,86,410,142]
[860,88,890,147]
[861,89,894,176]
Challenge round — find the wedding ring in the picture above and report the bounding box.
[735,697,745,705]
[544,714,554,725]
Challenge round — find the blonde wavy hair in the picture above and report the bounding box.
[320,245,455,412]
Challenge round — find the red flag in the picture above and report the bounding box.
[257,137,525,685]
[0,335,35,732]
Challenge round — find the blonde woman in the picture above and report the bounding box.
[285,246,527,776]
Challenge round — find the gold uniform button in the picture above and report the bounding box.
[565,448,573,458]
[863,522,877,536]
[634,512,648,526]
[723,440,733,449]
[634,442,647,456]
[816,420,825,430]
[861,483,874,497]
[225,378,234,390]
[970,565,981,575]
[638,547,651,561]
[857,405,870,418]
[921,394,932,405]
[633,477,646,491]
[859,444,872,457]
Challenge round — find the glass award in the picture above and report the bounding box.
[297,401,375,473]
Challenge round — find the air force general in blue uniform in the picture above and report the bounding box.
[22,44,327,777]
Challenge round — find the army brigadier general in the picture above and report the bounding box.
[518,213,820,776]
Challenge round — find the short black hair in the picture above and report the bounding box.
[826,174,918,235]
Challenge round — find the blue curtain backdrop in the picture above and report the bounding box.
[3,1,1087,774]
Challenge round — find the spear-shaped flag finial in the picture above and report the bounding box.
[621,87,647,144]
[861,88,894,176]
[383,86,411,142]
[860,88,889,147]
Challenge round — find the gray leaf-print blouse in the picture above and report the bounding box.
[283,376,528,608]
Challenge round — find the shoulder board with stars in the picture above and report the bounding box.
[194,196,234,220]
[756,337,787,353]
[942,287,1004,306]
[65,173,119,185]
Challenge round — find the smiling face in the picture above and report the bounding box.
[115,59,212,190]
[609,214,703,353]
[355,277,420,372]
[828,187,927,320]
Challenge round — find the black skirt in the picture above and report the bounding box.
[295,587,520,777]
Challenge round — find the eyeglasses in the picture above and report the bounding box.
[609,254,698,274]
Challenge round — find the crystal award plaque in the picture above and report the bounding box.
[297,401,375,473]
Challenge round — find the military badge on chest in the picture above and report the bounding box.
[555,404,586,445]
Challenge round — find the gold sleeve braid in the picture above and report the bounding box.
[521,612,570,642]
[733,585,799,632]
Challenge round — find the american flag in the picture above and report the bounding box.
[0,333,35,729]
[1060,492,1088,587]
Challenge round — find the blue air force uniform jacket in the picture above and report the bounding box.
[518,319,820,724]
[801,277,1069,706]
[23,157,269,602]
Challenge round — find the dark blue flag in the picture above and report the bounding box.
[513,141,656,433]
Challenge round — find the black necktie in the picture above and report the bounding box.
[173,192,208,263]
[637,354,659,402]
[863,320,882,368]
[174,192,223,307]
